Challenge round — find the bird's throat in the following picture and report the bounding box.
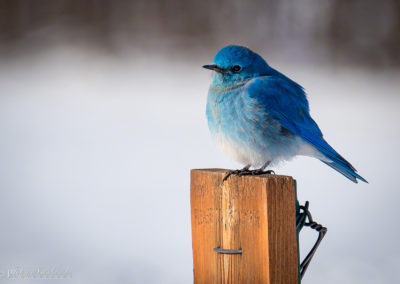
[210,80,248,93]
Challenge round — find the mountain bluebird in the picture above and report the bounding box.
[204,45,367,183]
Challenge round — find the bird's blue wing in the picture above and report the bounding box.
[246,76,367,183]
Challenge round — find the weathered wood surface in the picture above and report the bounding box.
[190,169,298,284]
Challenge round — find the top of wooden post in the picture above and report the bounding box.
[191,168,294,179]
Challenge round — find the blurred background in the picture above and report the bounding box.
[0,0,399,283]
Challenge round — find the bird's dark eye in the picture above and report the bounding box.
[232,65,241,73]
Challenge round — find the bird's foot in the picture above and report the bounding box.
[223,167,275,182]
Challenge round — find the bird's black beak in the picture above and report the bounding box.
[202,64,226,73]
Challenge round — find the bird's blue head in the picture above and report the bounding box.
[203,45,271,90]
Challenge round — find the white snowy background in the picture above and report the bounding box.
[0,45,398,283]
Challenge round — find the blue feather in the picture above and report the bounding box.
[247,76,367,183]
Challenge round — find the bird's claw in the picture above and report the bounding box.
[223,168,275,182]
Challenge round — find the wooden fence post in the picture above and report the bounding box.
[190,169,298,284]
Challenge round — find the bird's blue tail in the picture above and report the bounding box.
[320,160,367,183]
[309,136,367,183]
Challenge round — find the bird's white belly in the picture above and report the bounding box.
[212,131,271,167]
[212,128,330,167]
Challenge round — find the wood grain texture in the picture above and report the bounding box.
[190,169,298,284]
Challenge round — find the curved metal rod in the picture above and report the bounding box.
[297,201,328,280]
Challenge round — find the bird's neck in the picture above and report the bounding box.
[209,79,248,93]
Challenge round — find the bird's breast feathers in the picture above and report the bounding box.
[206,79,304,166]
